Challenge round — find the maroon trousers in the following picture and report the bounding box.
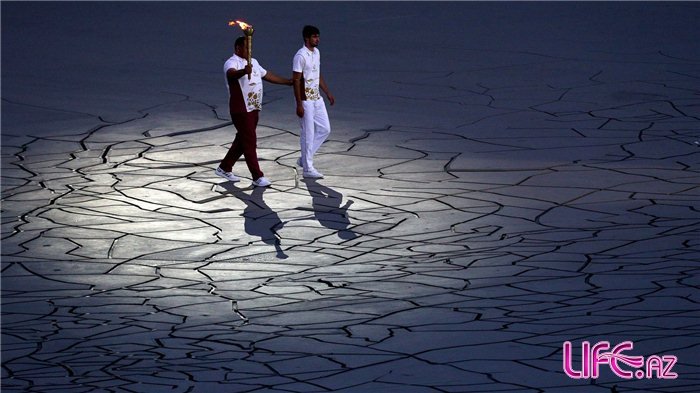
[219,110,264,180]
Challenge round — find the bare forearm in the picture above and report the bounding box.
[320,75,335,105]
[227,68,249,81]
[319,76,331,95]
[263,72,292,86]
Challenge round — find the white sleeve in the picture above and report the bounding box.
[223,59,235,73]
[292,53,304,73]
[254,59,267,77]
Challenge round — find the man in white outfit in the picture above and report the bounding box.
[293,25,335,179]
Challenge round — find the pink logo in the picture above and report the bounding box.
[563,341,678,380]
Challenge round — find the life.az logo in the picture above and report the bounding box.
[563,341,678,380]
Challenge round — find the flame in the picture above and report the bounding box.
[229,20,252,30]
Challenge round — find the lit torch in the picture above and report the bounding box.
[228,20,254,79]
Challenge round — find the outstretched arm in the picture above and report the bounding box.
[262,71,292,86]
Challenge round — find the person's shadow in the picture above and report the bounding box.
[303,179,358,240]
[221,183,288,259]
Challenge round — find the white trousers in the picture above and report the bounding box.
[299,99,331,171]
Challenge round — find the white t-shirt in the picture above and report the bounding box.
[224,54,267,112]
[293,46,321,101]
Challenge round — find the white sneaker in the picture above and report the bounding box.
[252,177,271,187]
[303,170,324,179]
[215,167,240,182]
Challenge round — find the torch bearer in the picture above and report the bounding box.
[229,20,254,79]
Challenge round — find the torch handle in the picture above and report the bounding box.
[247,35,252,80]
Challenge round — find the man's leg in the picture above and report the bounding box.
[300,100,317,171]
[219,119,245,172]
[310,100,331,158]
[233,111,264,180]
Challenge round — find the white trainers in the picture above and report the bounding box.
[215,167,240,182]
[252,177,271,187]
[303,170,324,179]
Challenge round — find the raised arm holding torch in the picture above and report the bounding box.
[229,20,254,79]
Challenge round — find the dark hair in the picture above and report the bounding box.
[234,36,245,49]
[302,25,320,39]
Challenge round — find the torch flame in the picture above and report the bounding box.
[229,20,253,30]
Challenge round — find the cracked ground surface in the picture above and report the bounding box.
[2,2,699,392]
